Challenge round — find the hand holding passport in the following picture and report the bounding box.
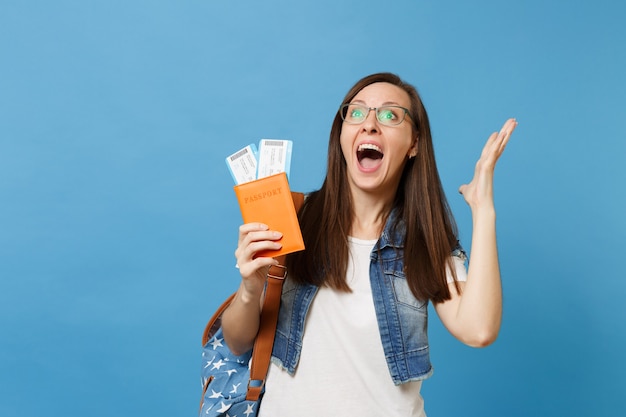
[226,140,305,258]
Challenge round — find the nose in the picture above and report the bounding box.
[361,108,379,133]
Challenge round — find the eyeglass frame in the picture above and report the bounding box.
[339,103,416,127]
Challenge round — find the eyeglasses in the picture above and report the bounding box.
[339,103,413,126]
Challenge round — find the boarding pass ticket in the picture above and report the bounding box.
[226,139,292,185]
[225,144,259,185]
[257,139,292,180]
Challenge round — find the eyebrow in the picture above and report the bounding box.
[350,99,404,107]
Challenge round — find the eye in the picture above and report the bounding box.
[350,107,365,119]
[377,107,397,122]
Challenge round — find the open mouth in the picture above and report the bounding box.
[357,143,384,169]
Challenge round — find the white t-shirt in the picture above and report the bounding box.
[259,237,467,417]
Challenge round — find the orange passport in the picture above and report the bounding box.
[234,172,305,258]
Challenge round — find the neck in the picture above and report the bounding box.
[349,189,393,240]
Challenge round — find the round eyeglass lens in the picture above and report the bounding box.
[376,107,404,125]
[345,105,366,123]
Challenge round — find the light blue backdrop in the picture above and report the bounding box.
[1,1,624,416]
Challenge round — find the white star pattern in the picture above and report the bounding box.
[243,403,255,417]
[209,389,223,399]
[210,337,224,350]
[201,331,259,416]
[216,401,232,413]
[204,356,216,368]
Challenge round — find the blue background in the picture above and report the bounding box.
[1,1,625,416]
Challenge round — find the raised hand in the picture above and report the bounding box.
[458,118,518,211]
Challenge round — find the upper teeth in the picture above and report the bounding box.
[358,143,382,153]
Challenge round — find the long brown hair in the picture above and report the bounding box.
[286,72,460,303]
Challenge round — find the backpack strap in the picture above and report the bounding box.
[246,191,303,400]
[245,259,287,400]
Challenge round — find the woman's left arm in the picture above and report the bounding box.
[434,118,518,347]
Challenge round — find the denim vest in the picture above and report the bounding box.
[271,210,465,385]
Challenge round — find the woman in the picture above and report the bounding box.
[222,72,517,416]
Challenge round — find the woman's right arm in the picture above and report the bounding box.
[221,223,283,356]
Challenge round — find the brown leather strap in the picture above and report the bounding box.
[245,192,303,401]
[245,261,286,400]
